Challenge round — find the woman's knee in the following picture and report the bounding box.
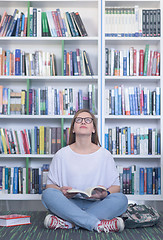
[115,192,128,202]
[109,192,128,208]
[42,188,61,202]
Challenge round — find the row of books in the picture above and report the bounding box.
[117,165,161,195]
[0,164,49,194]
[105,45,160,76]
[0,85,96,115]
[0,48,93,76]
[0,48,57,76]
[0,8,87,37]
[64,49,93,76]
[105,86,160,116]
[0,126,69,155]
[105,6,161,37]
[105,127,160,155]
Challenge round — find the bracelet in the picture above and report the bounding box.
[107,190,111,195]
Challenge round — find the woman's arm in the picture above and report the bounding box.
[107,185,120,193]
[46,184,76,199]
[46,184,60,190]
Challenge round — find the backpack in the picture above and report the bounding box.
[121,203,160,228]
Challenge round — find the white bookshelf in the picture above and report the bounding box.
[0,154,55,158]
[0,0,101,201]
[0,194,41,200]
[0,0,163,204]
[0,36,99,41]
[102,0,163,201]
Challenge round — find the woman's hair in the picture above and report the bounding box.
[69,109,101,146]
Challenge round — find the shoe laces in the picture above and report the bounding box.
[50,216,68,229]
[98,219,118,233]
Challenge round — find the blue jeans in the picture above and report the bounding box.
[42,188,128,231]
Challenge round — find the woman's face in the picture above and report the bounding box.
[73,112,95,136]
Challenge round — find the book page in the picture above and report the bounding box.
[67,186,107,197]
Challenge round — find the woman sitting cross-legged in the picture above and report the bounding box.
[42,109,128,233]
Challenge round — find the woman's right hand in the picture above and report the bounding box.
[60,186,76,199]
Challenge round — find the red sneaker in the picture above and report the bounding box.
[44,214,69,230]
[97,217,124,233]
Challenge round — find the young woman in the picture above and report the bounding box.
[42,109,128,233]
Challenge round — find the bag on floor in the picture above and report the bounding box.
[121,203,160,228]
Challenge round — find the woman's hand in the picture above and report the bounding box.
[60,186,77,199]
[89,189,108,200]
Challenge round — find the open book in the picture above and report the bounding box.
[67,185,108,198]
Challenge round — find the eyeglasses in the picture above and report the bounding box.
[74,117,93,124]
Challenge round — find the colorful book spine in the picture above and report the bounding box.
[15,49,21,75]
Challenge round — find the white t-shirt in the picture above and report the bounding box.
[47,146,120,190]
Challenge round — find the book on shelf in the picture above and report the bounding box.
[105,126,161,156]
[105,86,160,116]
[0,84,95,115]
[56,9,65,37]
[46,11,57,37]
[105,45,160,77]
[63,49,93,76]
[33,8,37,37]
[0,214,31,227]
[41,12,49,37]
[0,47,94,77]
[0,164,49,194]
[15,49,21,76]
[105,6,161,38]
[0,125,71,155]
[83,50,93,76]
[0,7,87,37]
[74,12,88,37]
[0,48,58,76]
[117,165,161,195]
[67,186,108,198]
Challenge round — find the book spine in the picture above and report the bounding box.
[76,48,81,76]
[37,9,42,37]
[156,9,161,37]
[75,12,88,36]
[20,13,25,37]
[139,168,144,195]
[15,49,21,76]
[66,12,76,37]
[33,8,37,37]
[147,168,153,194]
[139,49,144,76]
[56,9,65,37]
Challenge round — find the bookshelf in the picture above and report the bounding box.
[0,0,101,201]
[102,0,163,200]
[0,0,163,204]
